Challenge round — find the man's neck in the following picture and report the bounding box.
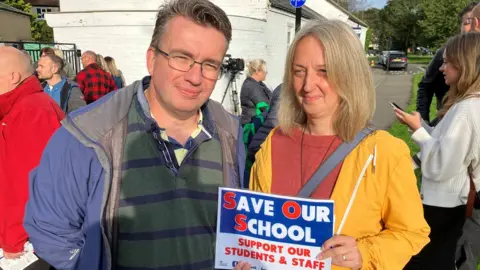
[145,87,199,145]
[305,116,336,136]
[47,75,63,87]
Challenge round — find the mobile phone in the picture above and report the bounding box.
[389,102,404,112]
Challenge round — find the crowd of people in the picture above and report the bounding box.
[0,0,479,269]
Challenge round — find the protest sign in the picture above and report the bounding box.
[215,188,334,270]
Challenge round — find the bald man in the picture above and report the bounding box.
[75,50,117,104]
[0,47,64,264]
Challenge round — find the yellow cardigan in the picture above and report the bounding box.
[250,129,430,270]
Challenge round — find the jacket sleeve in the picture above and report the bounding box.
[249,129,275,193]
[357,143,430,269]
[2,108,63,253]
[24,127,104,270]
[416,48,444,122]
[67,86,87,113]
[412,112,474,181]
[247,85,281,161]
[74,72,86,94]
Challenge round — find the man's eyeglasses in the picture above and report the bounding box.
[463,17,474,25]
[153,47,223,80]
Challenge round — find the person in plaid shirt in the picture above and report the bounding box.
[75,51,117,104]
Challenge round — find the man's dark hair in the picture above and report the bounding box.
[43,54,65,73]
[40,47,55,56]
[150,0,232,48]
[459,2,478,23]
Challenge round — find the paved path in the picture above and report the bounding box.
[371,64,424,130]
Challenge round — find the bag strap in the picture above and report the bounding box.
[297,127,375,198]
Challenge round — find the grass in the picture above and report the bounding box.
[387,74,480,269]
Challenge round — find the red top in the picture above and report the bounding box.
[75,63,117,104]
[0,76,64,252]
[270,128,343,199]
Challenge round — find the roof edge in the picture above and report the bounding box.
[324,0,369,27]
[0,3,32,16]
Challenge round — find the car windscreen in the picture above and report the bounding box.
[389,54,406,58]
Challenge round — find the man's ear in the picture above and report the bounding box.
[146,47,156,76]
[475,17,480,32]
[11,71,22,85]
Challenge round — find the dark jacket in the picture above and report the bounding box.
[42,80,86,113]
[24,77,245,270]
[240,77,272,125]
[416,48,449,123]
[247,84,281,162]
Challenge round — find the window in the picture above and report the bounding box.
[287,23,294,46]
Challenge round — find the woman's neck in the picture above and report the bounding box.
[305,117,336,136]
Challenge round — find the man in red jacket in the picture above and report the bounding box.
[0,47,64,261]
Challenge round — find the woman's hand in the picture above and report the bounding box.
[317,235,362,270]
[394,108,422,131]
[233,261,251,270]
[3,251,24,259]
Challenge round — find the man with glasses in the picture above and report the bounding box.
[416,2,477,126]
[23,0,248,269]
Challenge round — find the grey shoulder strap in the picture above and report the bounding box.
[206,99,239,139]
[297,127,375,198]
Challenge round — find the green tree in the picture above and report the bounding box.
[3,0,54,42]
[383,0,424,52]
[364,27,373,51]
[419,0,470,48]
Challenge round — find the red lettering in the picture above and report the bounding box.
[319,261,325,270]
[234,214,247,231]
[238,238,245,246]
[223,191,236,209]
[292,258,299,266]
[225,247,231,255]
[282,201,301,219]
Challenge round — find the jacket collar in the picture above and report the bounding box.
[0,75,43,120]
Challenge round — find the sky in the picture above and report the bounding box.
[368,0,388,8]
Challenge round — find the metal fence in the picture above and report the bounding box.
[1,41,82,74]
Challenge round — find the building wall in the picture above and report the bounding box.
[46,0,270,114]
[263,8,309,90]
[0,11,32,41]
[31,6,60,19]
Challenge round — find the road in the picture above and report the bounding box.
[371,64,425,130]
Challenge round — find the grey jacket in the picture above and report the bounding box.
[24,77,245,270]
[240,77,272,125]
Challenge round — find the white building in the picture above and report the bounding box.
[46,0,367,114]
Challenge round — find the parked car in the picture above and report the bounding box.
[377,50,408,70]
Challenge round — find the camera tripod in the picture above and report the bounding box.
[220,70,241,115]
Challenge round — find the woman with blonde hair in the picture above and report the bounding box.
[397,32,480,270]
[239,59,271,125]
[249,19,430,269]
[104,56,126,89]
[96,54,109,72]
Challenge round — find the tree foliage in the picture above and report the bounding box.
[3,0,54,42]
[356,0,473,51]
[419,0,471,48]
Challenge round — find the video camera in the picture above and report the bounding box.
[222,54,245,73]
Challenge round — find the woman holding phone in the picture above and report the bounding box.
[396,32,480,270]
[249,19,430,269]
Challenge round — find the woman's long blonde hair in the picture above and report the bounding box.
[438,32,480,117]
[246,59,266,76]
[278,20,375,142]
[104,56,121,77]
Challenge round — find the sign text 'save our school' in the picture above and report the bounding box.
[215,188,334,270]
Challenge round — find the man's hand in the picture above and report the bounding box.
[317,235,362,270]
[233,261,251,270]
[3,251,24,259]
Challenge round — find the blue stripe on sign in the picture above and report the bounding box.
[119,189,217,207]
[122,158,165,170]
[182,159,222,171]
[117,259,213,270]
[118,225,215,240]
